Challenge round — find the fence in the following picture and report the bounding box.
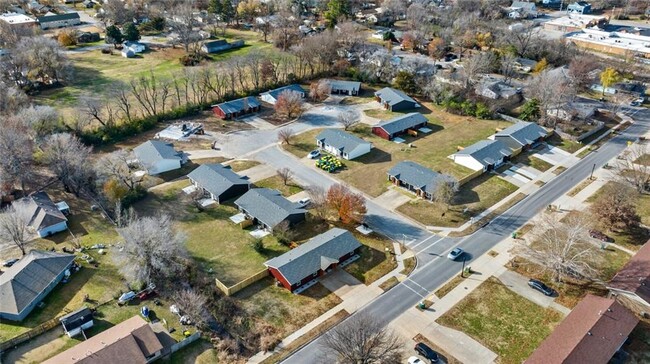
[168,332,201,355]
[215,269,269,296]
[0,316,61,353]
[497,113,523,125]
[457,169,484,187]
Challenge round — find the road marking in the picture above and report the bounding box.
[405,278,430,294]
[409,234,445,251]
[400,281,427,298]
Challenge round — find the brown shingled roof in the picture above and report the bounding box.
[607,241,650,304]
[526,295,638,364]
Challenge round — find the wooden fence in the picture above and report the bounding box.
[168,332,201,355]
[457,169,484,187]
[215,269,269,296]
[0,316,61,353]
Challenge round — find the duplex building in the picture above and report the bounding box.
[315,129,372,160]
[452,140,513,172]
[494,121,550,153]
[133,140,184,175]
[15,191,68,237]
[260,84,305,105]
[0,250,76,321]
[387,161,456,200]
[327,80,362,96]
[234,188,306,231]
[371,113,428,141]
[37,12,80,30]
[374,87,419,111]
[212,96,261,120]
[187,164,250,203]
[201,39,244,54]
[265,228,362,292]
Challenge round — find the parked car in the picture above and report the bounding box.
[2,258,19,267]
[138,290,157,300]
[447,248,464,261]
[118,291,137,304]
[415,342,439,363]
[408,357,424,364]
[298,198,311,207]
[589,229,614,243]
[631,98,644,106]
[308,150,321,159]
[528,279,555,296]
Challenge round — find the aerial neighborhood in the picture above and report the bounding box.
[2,0,650,363]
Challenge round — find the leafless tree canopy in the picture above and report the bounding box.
[95,150,140,191]
[42,133,94,197]
[306,185,329,220]
[516,212,600,283]
[461,52,496,88]
[526,69,576,125]
[0,203,33,256]
[320,312,404,364]
[309,79,332,102]
[0,119,33,194]
[616,144,650,193]
[173,288,209,329]
[276,167,292,186]
[277,128,295,145]
[113,214,188,285]
[338,110,359,131]
[274,90,305,120]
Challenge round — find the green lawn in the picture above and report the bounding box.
[547,133,582,154]
[513,151,553,172]
[435,274,471,299]
[287,104,507,197]
[227,160,261,172]
[396,173,518,227]
[254,175,304,196]
[437,277,564,364]
[343,233,397,284]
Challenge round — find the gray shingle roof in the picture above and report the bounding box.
[495,121,549,147]
[260,84,305,101]
[188,164,248,198]
[213,96,260,115]
[455,140,513,167]
[327,80,361,93]
[37,12,80,23]
[264,228,362,286]
[316,129,370,154]
[60,307,93,332]
[133,140,182,167]
[374,87,416,107]
[374,113,428,135]
[14,192,67,232]
[512,1,536,10]
[235,188,306,228]
[388,161,456,195]
[0,250,75,316]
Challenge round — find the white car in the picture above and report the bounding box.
[447,247,464,261]
[298,198,311,207]
[407,356,423,364]
[308,150,321,159]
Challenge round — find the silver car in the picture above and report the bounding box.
[447,248,464,261]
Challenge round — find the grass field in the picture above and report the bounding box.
[512,151,553,172]
[396,173,518,227]
[227,159,261,172]
[287,104,506,197]
[343,234,397,284]
[437,277,563,364]
[254,175,304,197]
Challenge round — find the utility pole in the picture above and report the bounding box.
[590,163,596,180]
[461,256,467,278]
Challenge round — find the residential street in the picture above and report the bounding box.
[281,107,650,363]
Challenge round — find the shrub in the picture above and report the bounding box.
[251,239,264,253]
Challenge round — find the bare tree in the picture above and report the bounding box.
[273,220,295,245]
[173,288,209,329]
[0,119,33,192]
[338,110,359,131]
[169,1,198,53]
[526,69,576,125]
[309,79,332,102]
[0,81,29,115]
[95,150,141,191]
[507,25,539,57]
[277,128,295,145]
[461,52,496,88]
[516,212,600,283]
[12,36,72,85]
[13,105,59,139]
[276,167,292,186]
[590,181,640,232]
[0,203,33,256]
[568,56,598,92]
[433,178,459,211]
[274,90,304,119]
[616,144,650,193]
[320,312,404,364]
[499,53,519,85]
[100,0,134,25]
[306,185,329,220]
[42,133,94,197]
[114,214,188,285]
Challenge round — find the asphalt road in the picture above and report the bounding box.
[282,107,650,363]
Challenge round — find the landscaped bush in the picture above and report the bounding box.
[442,97,493,119]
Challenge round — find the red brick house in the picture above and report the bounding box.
[264,228,362,292]
[212,96,261,120]
[371,113,428,141]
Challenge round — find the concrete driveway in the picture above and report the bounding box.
[239,164,276,182]
[240,115,276,130]
[497,270,570,315]
[319,269,364,299]
[373,188,412,210]
[185,149,223,160]
[534,145,579,166]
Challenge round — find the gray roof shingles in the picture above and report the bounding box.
[14,191,67,232]
[495,121,549,147]
[133,140,181,168]
[388,161,455,195]
[213,96,260,115]
[316,129,370,154]
[328,80,361,93]
[0,250,75,316]
[374,113,427,135]
[455,140,513,167]
[264,228,362,285]
[37,12,80,23]
[260,84,305,101]
[235,188,306,228]
[187,164,248,198]
[374,87,417,107]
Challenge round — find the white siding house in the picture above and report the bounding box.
[133,140,184,175]
[316,129,372,160]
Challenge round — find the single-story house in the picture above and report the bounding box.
[371,112,428,140]
[201,39,244,54]
[122,41,146,58]
[316,129,372,160]
[547,101,597,121]
[509,1,538,18]
[187,164,250,203]
[567,1,591,14]
[0,12,37,29]
[476,80,520,100]
[265,228,362,292]
[60,307,94,338]
[212,96,261,120]
[607,241,650,310]
[44,316,164,364]
[121,48,136,58]
[234,188,307,231]
[133,140,184,175]
[387,161,457,200]
[327,80,362,96]
[526,295,638,364]
[37,12,81,30]
[260,84,306,105]
[0,250,76,321]
[452,140,513,172]
[494,121,550,152]
[374,87,420,111]
[14,191,68,238]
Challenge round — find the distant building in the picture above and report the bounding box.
[476,80,520,100]
[508,1,538,19]
[374,87,419,112]
[315,129,372,160]
[0,13,37,29]
[327,80,362,96]
[543,14,607,32]
[201,39,244,54]
[37,12,81,30]
[212,96,261,120]
[567,1,592,14]
[0,251,76,321]
[133,140,184,175]
[568,28,650,57]
[259,84,305,105]
[452,140,513,172]
[526,295,638,364]
[14,191,68,237]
